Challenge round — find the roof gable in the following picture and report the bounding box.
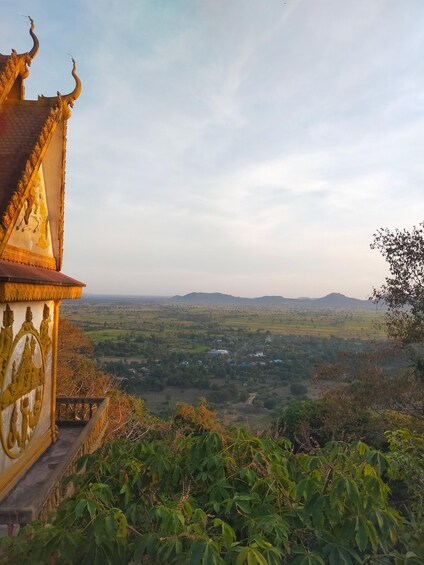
[0,22,81,271]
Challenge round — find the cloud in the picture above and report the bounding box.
[3,1,424,297]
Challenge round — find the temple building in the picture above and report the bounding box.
[0,20,108,529]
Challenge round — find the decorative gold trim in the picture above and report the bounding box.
[58,120,67,270]
[2,246,56,270]
[0,428,51,502]
[0,284,82,303]
[0,52,20,103]
[51,302,60,443]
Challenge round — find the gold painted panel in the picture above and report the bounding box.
[0,304,52,460]
[7,164,54,258]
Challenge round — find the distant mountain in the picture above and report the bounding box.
[171,292,251,305]
[171,292,379,309]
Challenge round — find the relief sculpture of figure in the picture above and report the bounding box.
[1,361,18,409]
[36,192,49,249]
[15,181,41,234]
[20,397,30,447]
[7,403,21,450]
[22,307,35,333]
[39,304,51,353]
[0,305,14,374]
[29,388,42,429]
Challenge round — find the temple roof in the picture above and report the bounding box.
[0,259,84,287]
[0,101,56,218]
[0,20,82,275]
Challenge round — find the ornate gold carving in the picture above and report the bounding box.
[0,429,51,502]
[0,52,19,100]
[1,246,56,270]
[40,304,51,354]
[0,305,52,459]
[0,18,39,103]
[7,164,54,262]
[50,302,59,443]
[0,305,14,372]
[0,283,82,303]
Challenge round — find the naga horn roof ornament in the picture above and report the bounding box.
[15,17,39,78]
[61,58,82,112]
[26,17,39,60]
[38,58,82,119]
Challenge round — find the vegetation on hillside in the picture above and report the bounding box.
[57,318,162,441]
[0,400,422,564]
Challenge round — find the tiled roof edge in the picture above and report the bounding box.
[0,104,61,241]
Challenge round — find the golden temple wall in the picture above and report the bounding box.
[0,301,56,499]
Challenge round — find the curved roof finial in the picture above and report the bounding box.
[27,16,39,60]
[61,58,82,118]
[36,57,82,118]
[13,16,39,79]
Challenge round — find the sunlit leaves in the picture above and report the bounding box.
[0,426,422,564]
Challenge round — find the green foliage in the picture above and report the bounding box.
[371,222,424,344]
[1,425,422,564]
[278,399,328,449]
[385,429,424,553]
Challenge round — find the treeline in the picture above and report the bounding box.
[97,332,381,388]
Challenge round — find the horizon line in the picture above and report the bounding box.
[80,290,373,302]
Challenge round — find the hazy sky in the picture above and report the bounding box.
[1,1,424,298]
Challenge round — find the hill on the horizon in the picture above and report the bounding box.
[171,291,379,309]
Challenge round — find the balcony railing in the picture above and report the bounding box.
[56,396,107,425]
[0,396,109,528]
[37,396,109,521]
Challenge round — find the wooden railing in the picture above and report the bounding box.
[37,396,109,521]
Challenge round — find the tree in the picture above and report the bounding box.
[58,318,111,397]
[370,222,424,344]
[370,223,424,422]
[57,319,161,441]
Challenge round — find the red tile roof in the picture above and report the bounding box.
[0,101,54,216]
[0,259,84,287]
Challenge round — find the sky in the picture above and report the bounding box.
[1,0,424,299]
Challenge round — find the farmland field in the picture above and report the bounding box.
[61,296,389,427]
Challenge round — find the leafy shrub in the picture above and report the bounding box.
[1,426,422,564]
